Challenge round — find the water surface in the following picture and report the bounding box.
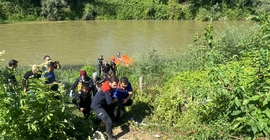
[0,20,247,67]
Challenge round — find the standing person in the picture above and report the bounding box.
[72,83,92,120]
[104,70,115,82]
[113,77,133,122]
[117,52,121,61]
[102,61,110,79]
[6,60,19,107]
[22,66,41,93]
[93,72,104,92]
[38,55,61,72]
[6,59,18,87]
[110,58,117,75]
[70,70,95,97]
[97,55,104,77]
[41,62,58,91]
[91,76,119,140]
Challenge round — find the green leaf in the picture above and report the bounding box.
[267,95,270,101]
[243,99,249,105]
[193,125,198,131]
[235,97,240,107]
[249,95,260,101]
[206,131,210,138]
[263,99,268,106]
[262,34,270,40]
[231,110,242,116]
[251,125,257,134]
[240,86,246,93]
[263,108,270,119]
[257,121,264,131]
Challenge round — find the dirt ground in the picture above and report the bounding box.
[94,122,169,140]
[113,124,163,140]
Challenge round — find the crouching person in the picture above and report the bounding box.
[113,77,133,122]
[72,83,92,120]
[91,76,119,140]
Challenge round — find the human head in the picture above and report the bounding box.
[80,70,87,80]
[82,83,90,93]
[100,55,103,59]
[8,59,18,69]
[109,76,119,89]
[47,62,55,72]
[120,77,129,89]
[108,70,114,78]
[117,52,120,57]
[104,60,108,65]
[44,55,51,62]
[112,58,115,62]
[32,65,38,73]
[93,72,97,79]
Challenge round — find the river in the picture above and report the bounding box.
[0,20,248,67]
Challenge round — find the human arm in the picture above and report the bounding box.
[123,92,132,104]
[72,93,81,107]
[123,83,133,104]
[105,90,114,105]
[89,79,97,95]
[22,78,27,93]
[55,61,61,69]
[71,78,79,92]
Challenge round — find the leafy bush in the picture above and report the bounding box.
[41,0,67,20]
[215,21,259,58]
[82,3,96,20]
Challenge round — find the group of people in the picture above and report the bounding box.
[71,54,132,140]
[4,53,132,140]
[97,54,117,78]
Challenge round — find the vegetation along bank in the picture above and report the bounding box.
[0,0,270,21]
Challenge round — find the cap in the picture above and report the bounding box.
[80,70,87,76]
[93,72,97,78]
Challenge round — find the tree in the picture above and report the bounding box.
[41,0,67,20]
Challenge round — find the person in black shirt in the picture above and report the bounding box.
[102,60,111,79]
[97,55,103,77]
[93,72,104,92]
[70,70,95,97]
[110,58,117,75]
[6,60,19,107]
[72,83,92,120]
[22,66,41,93]
[104,70,115,82]
[6,59,18,87]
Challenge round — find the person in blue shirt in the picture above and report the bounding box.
[113,77,133,123]
[41,62,58,91]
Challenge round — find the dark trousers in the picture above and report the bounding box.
[97,66,101,77]
[92,106,113,138]
[80,107,91,119]
[104,72,108,79]
[113,98,133,121]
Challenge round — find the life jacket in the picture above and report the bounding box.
[77,77,90,92]
[117,82,125,91]
[102,81,112,95]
